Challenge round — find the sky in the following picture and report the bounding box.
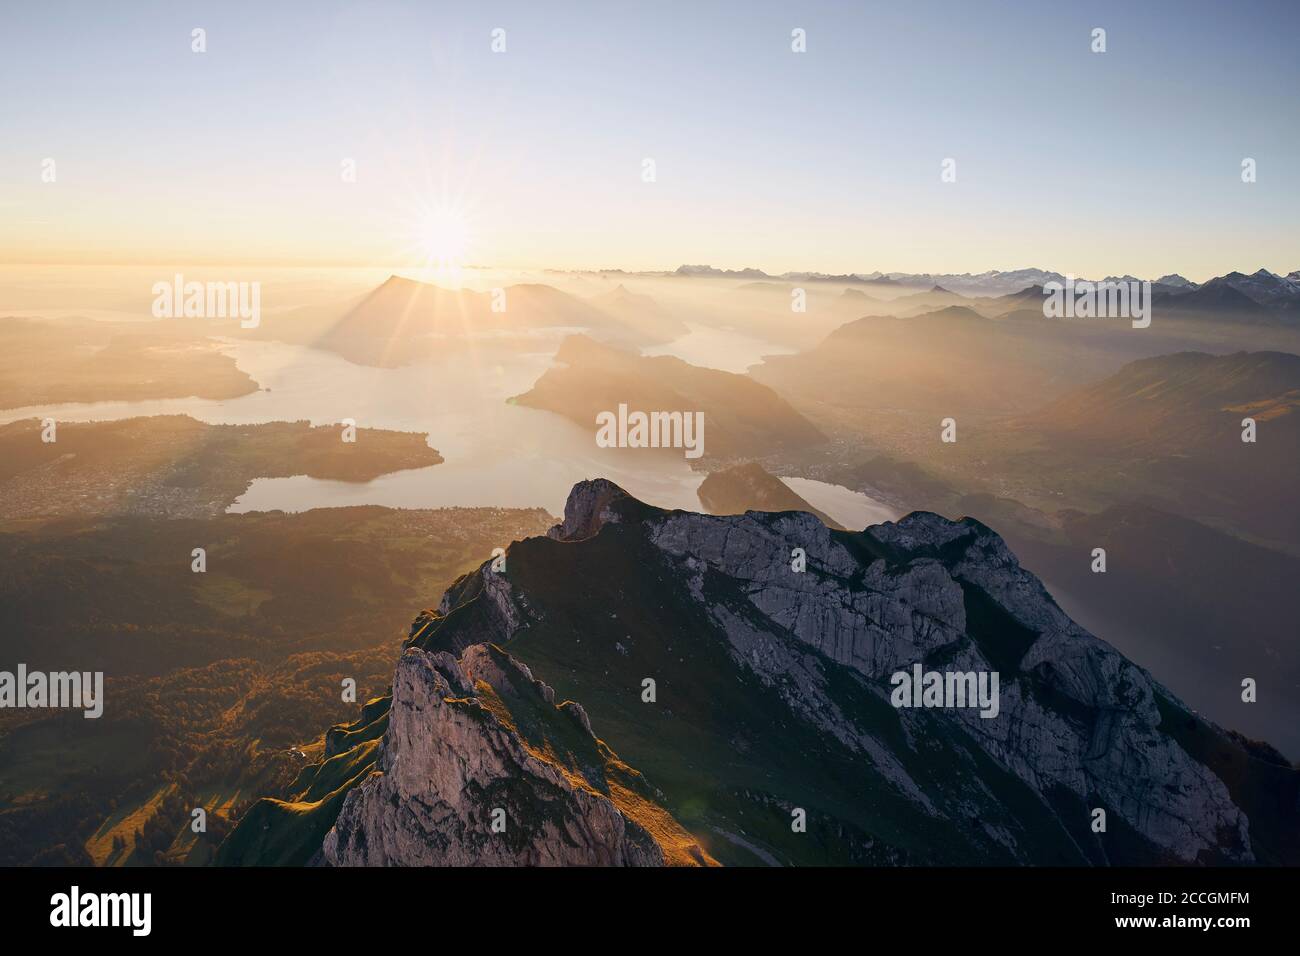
[1,0,1297,280]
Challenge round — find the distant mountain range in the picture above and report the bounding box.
[749,301,1141,424]
[1162,270,1300,316]
[284,275,688,367]
[1012,350,1300,545]
[664,265,1300,311]
[1017,350,1300,454]
[263,267,1300,375]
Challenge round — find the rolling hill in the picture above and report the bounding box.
[697,462,845,529]
[511,334,826,460]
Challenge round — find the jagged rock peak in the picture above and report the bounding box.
[548,478,638,541]
[870,510,1010,559]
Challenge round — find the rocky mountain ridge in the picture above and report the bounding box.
[220,480,1297,866]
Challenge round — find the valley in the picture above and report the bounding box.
[0,504,556,865]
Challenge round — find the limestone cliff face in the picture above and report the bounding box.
[645,505,1250,862]
[320,642,710,866]
[252,478,1294,867]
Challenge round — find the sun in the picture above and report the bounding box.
[417,207,471,270]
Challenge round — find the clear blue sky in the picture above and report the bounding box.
[2,0,1296,279]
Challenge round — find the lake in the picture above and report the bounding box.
[1,335,898,528]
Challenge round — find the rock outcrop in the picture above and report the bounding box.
[321,643,697,866]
